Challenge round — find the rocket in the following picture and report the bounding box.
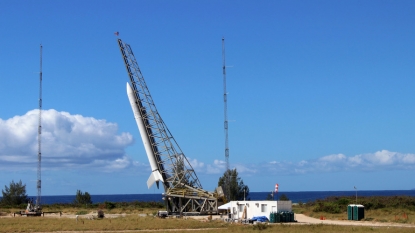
[126,82,164,189]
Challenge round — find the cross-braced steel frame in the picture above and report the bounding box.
[36,44,42,212]
[117,39,218,215]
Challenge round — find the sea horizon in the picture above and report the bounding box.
[20,189,415,205]
[35,188,415,197]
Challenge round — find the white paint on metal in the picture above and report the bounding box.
[126,82,164,188]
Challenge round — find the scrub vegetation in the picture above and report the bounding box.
[294,195,415,224]
[0,216,414,233]
[0,196,414,232]
[0,180,28,206]
[0,201,165,215]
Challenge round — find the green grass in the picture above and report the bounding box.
[293,195,415,224]
[0,215,226,232]
[0,216,414,233]
[75,210,88,215]
[1,196,415,232]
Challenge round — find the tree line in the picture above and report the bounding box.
[1,168,251,207]
[0,180,94,207]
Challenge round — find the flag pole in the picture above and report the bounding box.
[354,186,357,204]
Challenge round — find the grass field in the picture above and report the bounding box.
[1,215,415,233]
[293,195,415,225]
[1,196,415,232]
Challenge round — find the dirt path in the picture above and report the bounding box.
[295,214,415,228]
[29,229,224,233]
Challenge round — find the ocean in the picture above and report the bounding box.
[29,190,415,205]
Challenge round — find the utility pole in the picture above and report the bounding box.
[354,186,357,204]
[222,37,230,201]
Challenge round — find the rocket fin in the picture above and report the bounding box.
[147,170,164,189]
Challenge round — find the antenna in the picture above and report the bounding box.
[36,44,42,210]
[222,37,230,201]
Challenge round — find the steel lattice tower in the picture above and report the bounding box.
[222,38,230,201]
[36,44,42,210]
[117,38,218,215]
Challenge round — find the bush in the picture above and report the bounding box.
[252,223,268,230]
[104,201,116,210]
[279,194,289,201]
[337,198,349,206]
[1,180,28,207]
[97,209,104,218]
[76,210,88,215]
[308,195,415,213]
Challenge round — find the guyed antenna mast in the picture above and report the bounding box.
[222,38,230,201]
[36,44,42,210]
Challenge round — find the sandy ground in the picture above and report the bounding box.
[192,213,415,228]
[293,214,415,228]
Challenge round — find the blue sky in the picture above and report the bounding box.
[1,0,415,196]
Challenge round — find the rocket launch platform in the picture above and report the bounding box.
[118,38,222,215]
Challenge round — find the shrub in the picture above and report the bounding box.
[76,210,88,215]
[97,209,104,218]
[1,180,28,206]
[252,223,268,230]
[104,201,116,210]
[308,195,415,213]
[74,190,92,205]
[279,194,290,201]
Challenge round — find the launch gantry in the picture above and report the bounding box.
[117,38,222,215]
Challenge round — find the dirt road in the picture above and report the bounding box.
[295,214,415,228]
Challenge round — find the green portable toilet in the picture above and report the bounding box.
[270,212,276,223]
[347,205,354,220]
[281,212,286,222]
[358,205,365,220]
[290,211,295,222]
[275,212,281,223]
[353,205,364,221]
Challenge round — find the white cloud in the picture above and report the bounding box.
[264,150,415,175]
[188,148,415,179]
[233,164,257,174]
[194,159,259,176]
[4,111,413,179]
[319,153,346,163]
[194,150,415,177]
[206,159,226,174]
[0,109,134,171]
[187,157,205,169]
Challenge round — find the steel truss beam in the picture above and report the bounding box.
[117,38,218,215]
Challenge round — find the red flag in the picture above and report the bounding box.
[114,31,119,36]
[275,184,279,193]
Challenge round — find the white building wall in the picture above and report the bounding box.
[227,200,292,220]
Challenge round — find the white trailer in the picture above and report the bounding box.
[219,200,292,220]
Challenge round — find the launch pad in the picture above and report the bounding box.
[118,38,221,215]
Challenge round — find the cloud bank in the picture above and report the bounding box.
[0,109,134,171]
[189,150,415,176]
[1,110,414,177]
[263,150,415,175]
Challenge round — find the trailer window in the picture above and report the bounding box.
[261,204,267,212]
